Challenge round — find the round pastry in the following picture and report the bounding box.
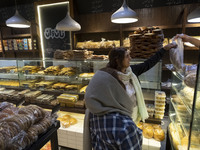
[143,124,154,139]
[152,124,161,129]
[184,72,196,88]
[69,117,77,125]
[137,122,143,130]
[154,128,165,141]
[62,114,71,120]
[62,119,70,128]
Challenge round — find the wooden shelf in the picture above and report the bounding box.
[2,34,31,39]
[184,46,199,51]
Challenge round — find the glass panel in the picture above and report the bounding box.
[190,61,200,150]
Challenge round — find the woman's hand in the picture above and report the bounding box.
[174,33,191,42]
[163,42,177,51]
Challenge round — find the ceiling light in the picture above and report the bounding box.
[6,0,30,28]
[187,7,200,23]
[56,11,81,31]
[111,0,138,24]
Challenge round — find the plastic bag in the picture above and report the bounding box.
[169,38,184,72]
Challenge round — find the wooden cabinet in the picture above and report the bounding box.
[0,21,39,58]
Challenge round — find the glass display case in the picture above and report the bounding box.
[0,58,162,114]
[168,63,200,150]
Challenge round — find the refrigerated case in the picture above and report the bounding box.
[168,58,200,150]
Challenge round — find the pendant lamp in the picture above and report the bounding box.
[111,0,138,24]
[187,7,200,23]
[56,11,81,31]
[6,0,30,28]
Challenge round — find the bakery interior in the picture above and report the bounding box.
[0,0,200,150]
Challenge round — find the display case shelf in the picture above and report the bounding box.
[170,100,190,137]
[172,85,192,115]
[0,73,18,79]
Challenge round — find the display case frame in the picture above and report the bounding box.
[168,49,200,150]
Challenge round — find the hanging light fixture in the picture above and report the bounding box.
[187,7,200,23]
[6,0,30,28]
[111,0,138,24]
[56,11,81,31]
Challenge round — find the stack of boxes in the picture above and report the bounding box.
[154,91,166,119]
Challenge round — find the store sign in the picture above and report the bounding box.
[44,28,65,40]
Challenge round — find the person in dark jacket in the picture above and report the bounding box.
[83,43,177,150]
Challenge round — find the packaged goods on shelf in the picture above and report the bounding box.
[28,38,32,50]
[154,91,166,119]
[146,104,155,118]
[57,93,79,107]
[3,40,8,51]
[24,90,42,102]
[0,41,2,52]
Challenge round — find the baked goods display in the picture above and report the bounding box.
[57,93,79,107]
[22,65,40,74]
[65,84,82,92]
[35,81,54,89]
[123,37,130,48]
[143,124,154,138]
[137,122,165,141]
[79,85,88,93]
[57,114,78,128]
[0,66,16,73]
[24,90,42,102]
[0,80,19,87]
[91,55,108,60]
[79,72,94,78]
[184,70,196,88]
[58,67,77,76]
[43,65,64,75]
[0,102,57,150]
[146,104,155,118]
[52,82,68,90]
[76,39,120,49]
[129,26,164,58]
[75,100,85,108]
[35,94,55,104]
[154,91,166,119]
[62,49,93,60]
